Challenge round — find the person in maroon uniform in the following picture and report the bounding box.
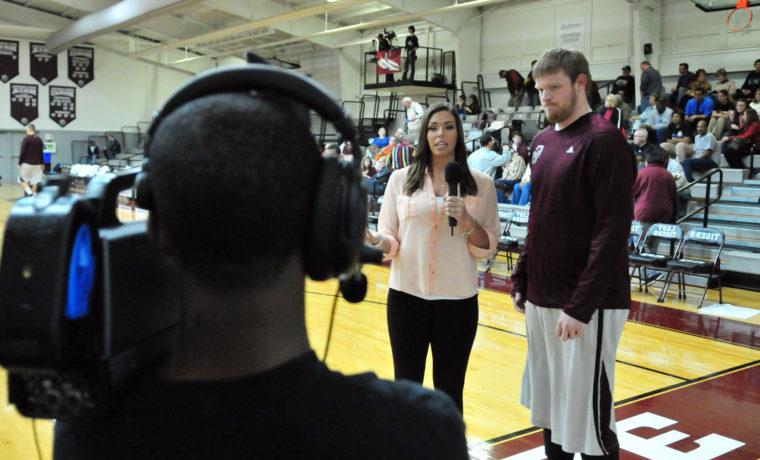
[510,48,636,460]
[17,124,45,196]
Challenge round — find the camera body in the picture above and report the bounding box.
[0,170,182,419]
[382,28,396,41]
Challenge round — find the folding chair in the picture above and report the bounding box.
[628,223,682,293]
[657,227,724,308]
[485,210,528,273]
[628,221,644,291]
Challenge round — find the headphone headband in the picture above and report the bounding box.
[146,64,362,169]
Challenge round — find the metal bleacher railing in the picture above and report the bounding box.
[677,168,723,227]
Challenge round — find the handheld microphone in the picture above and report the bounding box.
[444,162,462,236]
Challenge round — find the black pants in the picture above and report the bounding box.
[402,55,416,80]
[386,289,478,413]
[543,429,619,460]
[724,141,752,169]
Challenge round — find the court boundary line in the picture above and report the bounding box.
[481,360,760,446]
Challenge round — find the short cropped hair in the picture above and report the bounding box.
[533,48,591,85]
[679,62,689,70]
[480,133,494,146]
[646,146,664,165]
[148,92,320,289]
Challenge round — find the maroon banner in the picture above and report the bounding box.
[30,42,58,85]
[49,85,76,127]
[68,46,94,88]
[10,83,38,126]
[0,40,20,83]
[376,49,401,75]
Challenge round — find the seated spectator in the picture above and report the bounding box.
[370,127,389,149]
[684,87,714,130]
[680,120,719,181]
[366,144,379,159]
[467,133,509,179]
[612,65,635,105]
[476,110,496,130]
[751,88,760,113]
[707,90,735,138]
[630,96,656,131]
[386,135,414,170]
[660,111,692,157]
[633,147,676,231]
[676,118,718,162]
[321,143,340,159]
[340,141,354,163]
[509,132,530,163]
[511,165,532,206]
[494,135,528,203]
[456,95,467,116]
[598,94,625,137]
[726,99,748,136]
[631,127,657,168]
[464,95,482,116]
[722,108,760,169]
[394,127,406,139]
[739,58,760,99]
[105,134,121,160]
[663,151,691,219]
[362,160,392,197]
[86,140,100,164]
[374,136,396,162]
[649,99,674,143]
[362,156,377,178]
[712,68,736,99]
[686,68,711,100]
[671,62,695,107]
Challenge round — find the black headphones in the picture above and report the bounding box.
[135,62,367,282]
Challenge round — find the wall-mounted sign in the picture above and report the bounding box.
[50,85,76,127]
[30,42,58,85]
[68,46,94,88]
[10,83,38,126]
[0,40,20,83]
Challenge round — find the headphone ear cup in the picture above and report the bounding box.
[134,171,153,211]
[306,157,340,280]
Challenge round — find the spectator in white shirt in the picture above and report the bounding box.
[680,120,719,182]
[402,97,425,144]
[466,133,509,179]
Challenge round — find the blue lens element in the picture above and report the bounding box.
[65,225,96,320]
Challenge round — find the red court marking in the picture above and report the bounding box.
[478,272,760,349]
[487,364,760,459]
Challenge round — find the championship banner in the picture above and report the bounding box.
[30,42,58,85]
[49,85,76,127]
[0,40,20,83]
[68,46,94,88]
[376,49,401,75]
[10,83,38,126]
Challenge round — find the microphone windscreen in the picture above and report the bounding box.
[444,161,462,184]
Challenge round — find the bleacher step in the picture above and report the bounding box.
[694,168,748,184]
[719,154,760,169]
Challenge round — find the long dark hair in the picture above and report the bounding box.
[403,102,478,196]
[744,108,759,125]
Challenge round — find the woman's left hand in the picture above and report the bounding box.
[444,196,472,228]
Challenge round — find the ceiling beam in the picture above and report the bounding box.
[129,0,372,59]
[43,0,118,12]
[252,0,514,51]
[46,0,203,53]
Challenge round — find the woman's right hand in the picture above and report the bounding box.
[365,228,381,245]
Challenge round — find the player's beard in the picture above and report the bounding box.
[544,90,578,124]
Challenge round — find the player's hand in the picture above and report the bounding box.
[511,291,526,313]
[555,311,586,341]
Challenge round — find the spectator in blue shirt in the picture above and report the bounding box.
[684,87,713,131]
[370,127,390,149]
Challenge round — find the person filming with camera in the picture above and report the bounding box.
[52,60,468,460]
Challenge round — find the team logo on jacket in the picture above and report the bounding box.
[532,145,544,164]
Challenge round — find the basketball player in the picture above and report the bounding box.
[510,48,636,459]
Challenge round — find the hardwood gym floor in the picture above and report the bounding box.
[0,185,758,459]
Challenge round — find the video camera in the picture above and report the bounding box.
[0,170,182,419]
[382,28,396,41]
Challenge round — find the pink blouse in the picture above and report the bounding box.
[378,166,500,299]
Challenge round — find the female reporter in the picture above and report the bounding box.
[366,103,499,413]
